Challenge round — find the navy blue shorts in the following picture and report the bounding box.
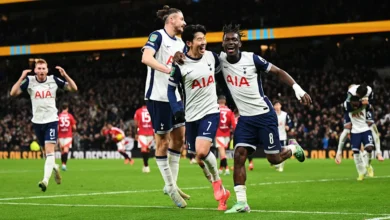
[186,113,219,153]
[351,130,374,152]
[234,104,281,154]
[32,121,59,147]
[146,100,185,134]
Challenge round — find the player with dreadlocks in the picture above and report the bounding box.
[174,24,312,213]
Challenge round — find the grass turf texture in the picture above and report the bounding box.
[0,158,389,220]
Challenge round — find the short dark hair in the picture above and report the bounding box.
[273,100,282,105]
[182,24,206,50]
[356,83,368,98]
[218,95,226,100]
[156,5,182,23]
[61,102,69,111]
[222,23,244,40]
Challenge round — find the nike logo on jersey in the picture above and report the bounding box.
[166,45,171,48]
[268,145,276,149]
[223,66,228,68]
[203,132,211,135]
[187,70,193,75]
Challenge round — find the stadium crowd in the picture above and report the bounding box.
[1,37,390,153]
[0,0,389,45]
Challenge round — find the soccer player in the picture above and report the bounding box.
[58,102,76,171]
[216,95,236,175]
[335,84,383,163]
[173,24,311,212]
[134,104,154,173]
[168,24,230,210]
[219,24,311,213]
[10,59,78,192]
[344,96,376,180]
[102,123,134,165]
[273,100,294,172]
[141,5,189,207]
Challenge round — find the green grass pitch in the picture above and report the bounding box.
[0,158,389,220]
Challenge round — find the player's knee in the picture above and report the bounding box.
[171,138,184,150]
[365,146,373,153]
[266,154,283,165]
[45,143,55,153]
[156,134,170,147]
[234,147,248,163]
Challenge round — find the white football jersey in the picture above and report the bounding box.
[219,51,272,116]
[142,29,184,102]
[277,111,291,141]
[347,106,372,134]
[168,51,221,122]
[20,75,67,124]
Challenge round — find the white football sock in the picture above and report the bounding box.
[43,153,55,184]
[361,150,372,166]
[285,144,297,155]
[234,185,247,203]
[156,157,174,191]
[168,149,181,184]
[337,129,350,154]
[202,151,220,182]
[354,153,367,175]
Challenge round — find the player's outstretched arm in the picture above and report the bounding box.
[141,48,171,74]
[10,69,31,97]
[56,66,78,92]
[269,65,312,105]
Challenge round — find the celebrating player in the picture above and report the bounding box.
[10,59,78,192]
[134,104,154,173]
[216,95,236,175]
[102,123,133,165]
[273,100,294,172]
[58,102,76,171]
[336,84,383,163]
[168,24,230,210]
[141,5,189,207]
[343,96,376,180]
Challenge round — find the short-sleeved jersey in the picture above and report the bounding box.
[276,110,292,141]
[216,105,236,137]
[345,103,373,134]
[168,51,221,122]
[142,29,185,102]
[346,84,373,102]
[219,52,272,116]
[134,106,154,136]
[20,75,67,124]
[58,112,76,138]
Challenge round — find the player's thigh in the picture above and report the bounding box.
[233,116,258,155]
[32,123,45,147]
[185,120,198,154]
[117,140,125,151]
[350,133,363,153]
[44,121,58,151]
[196,113,219,154]
[362,130,375,149]
[216,136,230,149]
[146,100,174,134]
[258,112,281,155]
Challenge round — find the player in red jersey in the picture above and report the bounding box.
[102,123,134,165]
[58,103,76,171]
[216,95,236,175]
[134,105,154,173]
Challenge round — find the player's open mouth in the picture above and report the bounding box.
[199,45,206,53]
[227,47,235,53]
